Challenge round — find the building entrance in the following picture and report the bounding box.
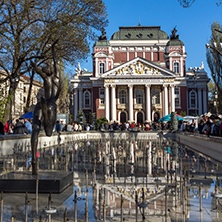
[137,112,143,124]
[154,111,160,122]
[120,112,126,123]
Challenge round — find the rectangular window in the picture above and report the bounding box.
[100,88,104,96]
[175,88,180,94]
[175,98,180,106]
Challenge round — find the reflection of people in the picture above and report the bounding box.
[30,42,61,175]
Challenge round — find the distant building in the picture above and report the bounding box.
[0,70,43,119]
[71,25,209,123]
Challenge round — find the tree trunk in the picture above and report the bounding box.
[25,70,35,113]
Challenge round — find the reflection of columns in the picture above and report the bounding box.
[171,84,175,112]
[74,89,78,120]
[105,85,110,122]
[163,85,168,116]
[145,84,151,122]
[198,88,202,115]
[79,88,83,110]
[111,85,116,122]
[148,141,152,175]
[203,88,207,114]
[128,85,133,122]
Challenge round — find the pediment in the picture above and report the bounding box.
[102,57,175,78]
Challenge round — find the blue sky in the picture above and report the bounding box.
[68,0,222,77]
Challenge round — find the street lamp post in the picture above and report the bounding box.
[213,74,218,116]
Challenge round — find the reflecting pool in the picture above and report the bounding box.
[0,136,222,222]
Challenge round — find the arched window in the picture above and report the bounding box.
[119,90,126,104]
[99,63,105,74]
[136,90,143,104]
[152,90,160,104]
[190,91,196,108]
[84,91,91,106]
[174,62,179,74]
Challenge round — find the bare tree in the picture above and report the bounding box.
[178,0,222,7]
[0,0,108,119]
[206,21,222,113]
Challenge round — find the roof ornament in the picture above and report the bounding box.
[75,63,87,76]
[98,28,107,41]
[199,61,204,70]
[170,26,179,40]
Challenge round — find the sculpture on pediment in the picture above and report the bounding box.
[170,26,179,40]
[75,63,87,76]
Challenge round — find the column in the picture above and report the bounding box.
[95,58,98,77]
[74,89,78,120]
[170,57,172,71]
[148,141,152,175]
[105,85,110,122]
[106,58,108,71]
[128,85,133,122]
[203,88,207,114]
[145,84,151,122]
[171,84,175,112]
[198,88,202,115]
[79,88,83,111]
[163,85,168,116]
[111,85,116,122]
[180,57,183,76]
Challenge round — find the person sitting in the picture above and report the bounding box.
[13,119,28,134]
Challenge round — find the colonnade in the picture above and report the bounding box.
[105,84,176,123]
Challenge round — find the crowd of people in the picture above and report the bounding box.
[179,115,222,137]
[0,118,32,135]
[0,114,222,137]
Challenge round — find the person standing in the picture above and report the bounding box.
[24,118,32,133]
[14,119,28,134]
[55,120,63,133]
[4,120,10,134]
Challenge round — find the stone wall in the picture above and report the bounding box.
[0,131,159,156]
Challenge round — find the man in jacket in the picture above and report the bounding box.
[14,119,28,134]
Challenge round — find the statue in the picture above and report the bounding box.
[200,61,204,70]
[98,28,107,41]
[75,63,87,76]
[30,42,61,175]
[170,26,179,40]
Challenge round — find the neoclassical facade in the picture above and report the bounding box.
[71,25,209,123]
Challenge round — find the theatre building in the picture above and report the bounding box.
[71,25,209,123]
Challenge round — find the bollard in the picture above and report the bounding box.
[63,207,68,222]
[25,192,29,222]
[199,183,202,212]
[135,191,138,222]
[121,195,123,222]
[103,189,106,222]
[36,174,39,214]
[39,215,43,222]
[99,189,101,220]
[85,170,89,222]
[0,192,3,222]
[74,191,77,222]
